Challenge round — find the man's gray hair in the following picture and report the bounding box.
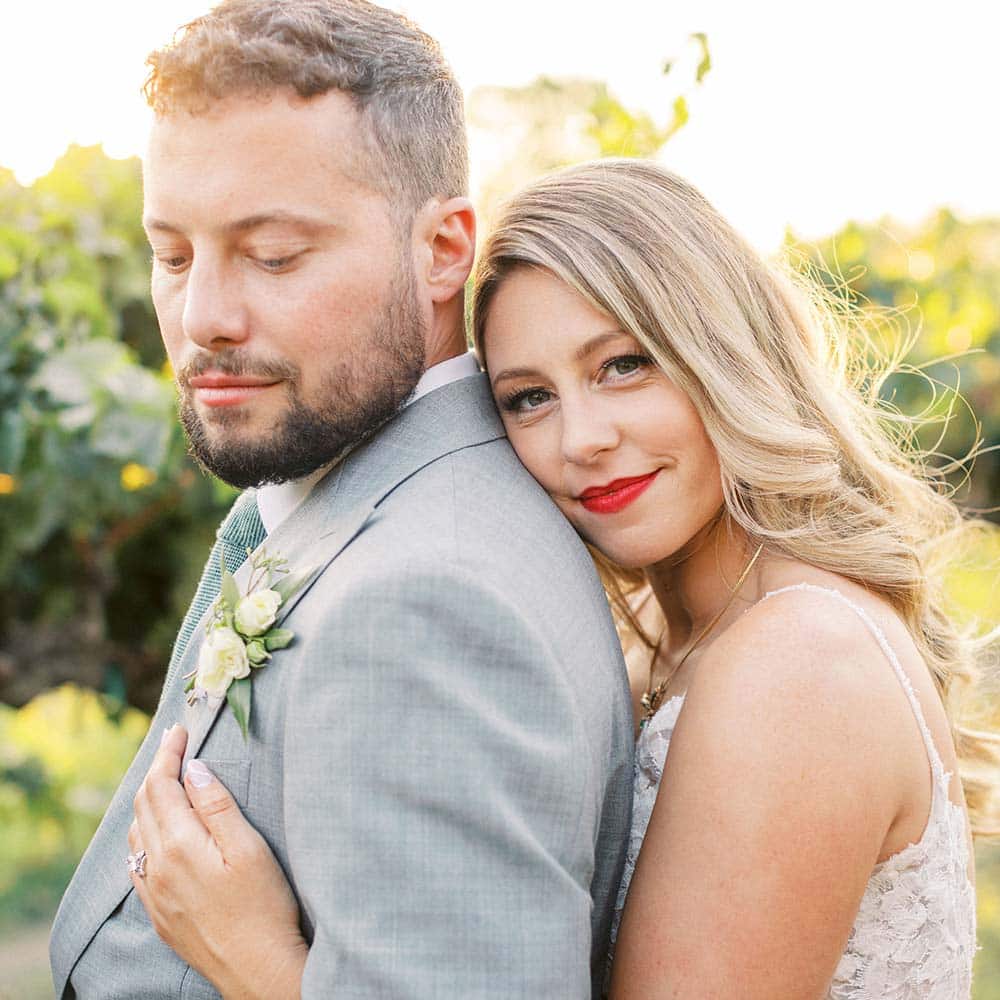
[145,0,468,216]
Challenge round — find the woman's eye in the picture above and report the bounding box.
[602,354,651,379]
[503,387,552,414]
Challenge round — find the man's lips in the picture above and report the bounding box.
[187,373,282,407]
[577,471,660,514]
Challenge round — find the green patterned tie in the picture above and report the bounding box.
[162,490,266,694]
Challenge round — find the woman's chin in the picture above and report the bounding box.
[577,532,668,573]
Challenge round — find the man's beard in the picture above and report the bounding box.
[177,259,426,489]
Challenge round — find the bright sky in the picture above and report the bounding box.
[2,0,997,250]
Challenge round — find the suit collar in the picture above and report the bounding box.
[319,372,503,509]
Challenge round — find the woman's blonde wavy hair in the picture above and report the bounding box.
[472,158,1000,835]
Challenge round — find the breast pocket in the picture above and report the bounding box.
[191,758,252,806]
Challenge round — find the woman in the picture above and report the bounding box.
[130,160,996,997]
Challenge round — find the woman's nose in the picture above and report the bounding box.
[559,396,620,465]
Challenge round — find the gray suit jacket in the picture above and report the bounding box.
[51,374,633,998]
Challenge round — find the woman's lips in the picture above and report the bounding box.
[578,471,660,514]
[187,374,281,408]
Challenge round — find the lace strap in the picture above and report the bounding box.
[755,583,947,782]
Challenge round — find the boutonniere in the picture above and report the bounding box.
[185,548,316,740]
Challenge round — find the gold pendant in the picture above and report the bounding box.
[639,689,659,726]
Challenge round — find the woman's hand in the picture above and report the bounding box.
[129,725,308,1000]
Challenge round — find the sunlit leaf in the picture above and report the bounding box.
[691,33,712,82]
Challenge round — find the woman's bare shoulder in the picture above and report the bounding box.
[673,580,917,826]
[694,581,895,715]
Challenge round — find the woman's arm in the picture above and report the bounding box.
[610,588,914,999]
[129,725,308,999]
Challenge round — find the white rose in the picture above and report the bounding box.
[195,626,250,700]
[234,589,282,636]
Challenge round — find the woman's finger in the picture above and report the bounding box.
[141,726,190,821]
[184,760,261,862]
[125,819,157,921]
[149,724,188,781]
[126,821,146,887]
[132,775,164,862]
[127,846,164,939]
[133,764,221,902]
[133,726,204,861]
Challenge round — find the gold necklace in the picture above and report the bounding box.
[639,543,764,728]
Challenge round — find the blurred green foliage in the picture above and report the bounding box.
[979,844,1000,998]
[0,685,147,932]
[469,33,713,234]
[0,145,235,714]
[788,213,1000,517]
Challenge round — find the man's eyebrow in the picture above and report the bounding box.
[143,218,184,235]
[142,211,334,236]
[490,330,630,388]
[221,211,333,234]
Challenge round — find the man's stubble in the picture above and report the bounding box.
[178,254,426,489]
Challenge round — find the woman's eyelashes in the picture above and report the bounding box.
[501,386,553,414]
[599,353,652,381]
[500,354,654,415]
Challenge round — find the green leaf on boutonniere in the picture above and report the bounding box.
[227,676,252,741]
[220,554,240,613]
[263,628,295,651]
[184,674,195,693]
[273,565,321,611]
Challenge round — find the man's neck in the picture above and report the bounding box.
[423,312,469,370]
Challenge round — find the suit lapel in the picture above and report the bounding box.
[50,666,190,996]
[180,494,377,768]
[52,373,505,994]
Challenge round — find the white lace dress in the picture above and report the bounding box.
[609,584,976,998]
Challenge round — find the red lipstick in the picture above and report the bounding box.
[578,471,660,514]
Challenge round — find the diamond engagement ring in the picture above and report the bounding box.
[126,850,148,878]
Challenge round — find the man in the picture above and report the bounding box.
[49,1,633,997]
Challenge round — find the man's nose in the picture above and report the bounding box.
[181,259,249,350]
[560,396,620,465]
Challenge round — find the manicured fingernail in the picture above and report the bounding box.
[186,759,214,788]
[160,725,174,746]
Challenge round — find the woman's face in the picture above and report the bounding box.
[483,268,724,570]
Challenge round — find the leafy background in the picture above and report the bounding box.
[1,62,998,998]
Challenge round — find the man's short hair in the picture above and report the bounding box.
[144,0,468,216]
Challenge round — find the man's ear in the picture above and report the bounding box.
[418,197,476,304]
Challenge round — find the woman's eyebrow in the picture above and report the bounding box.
[491,330,629,388]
